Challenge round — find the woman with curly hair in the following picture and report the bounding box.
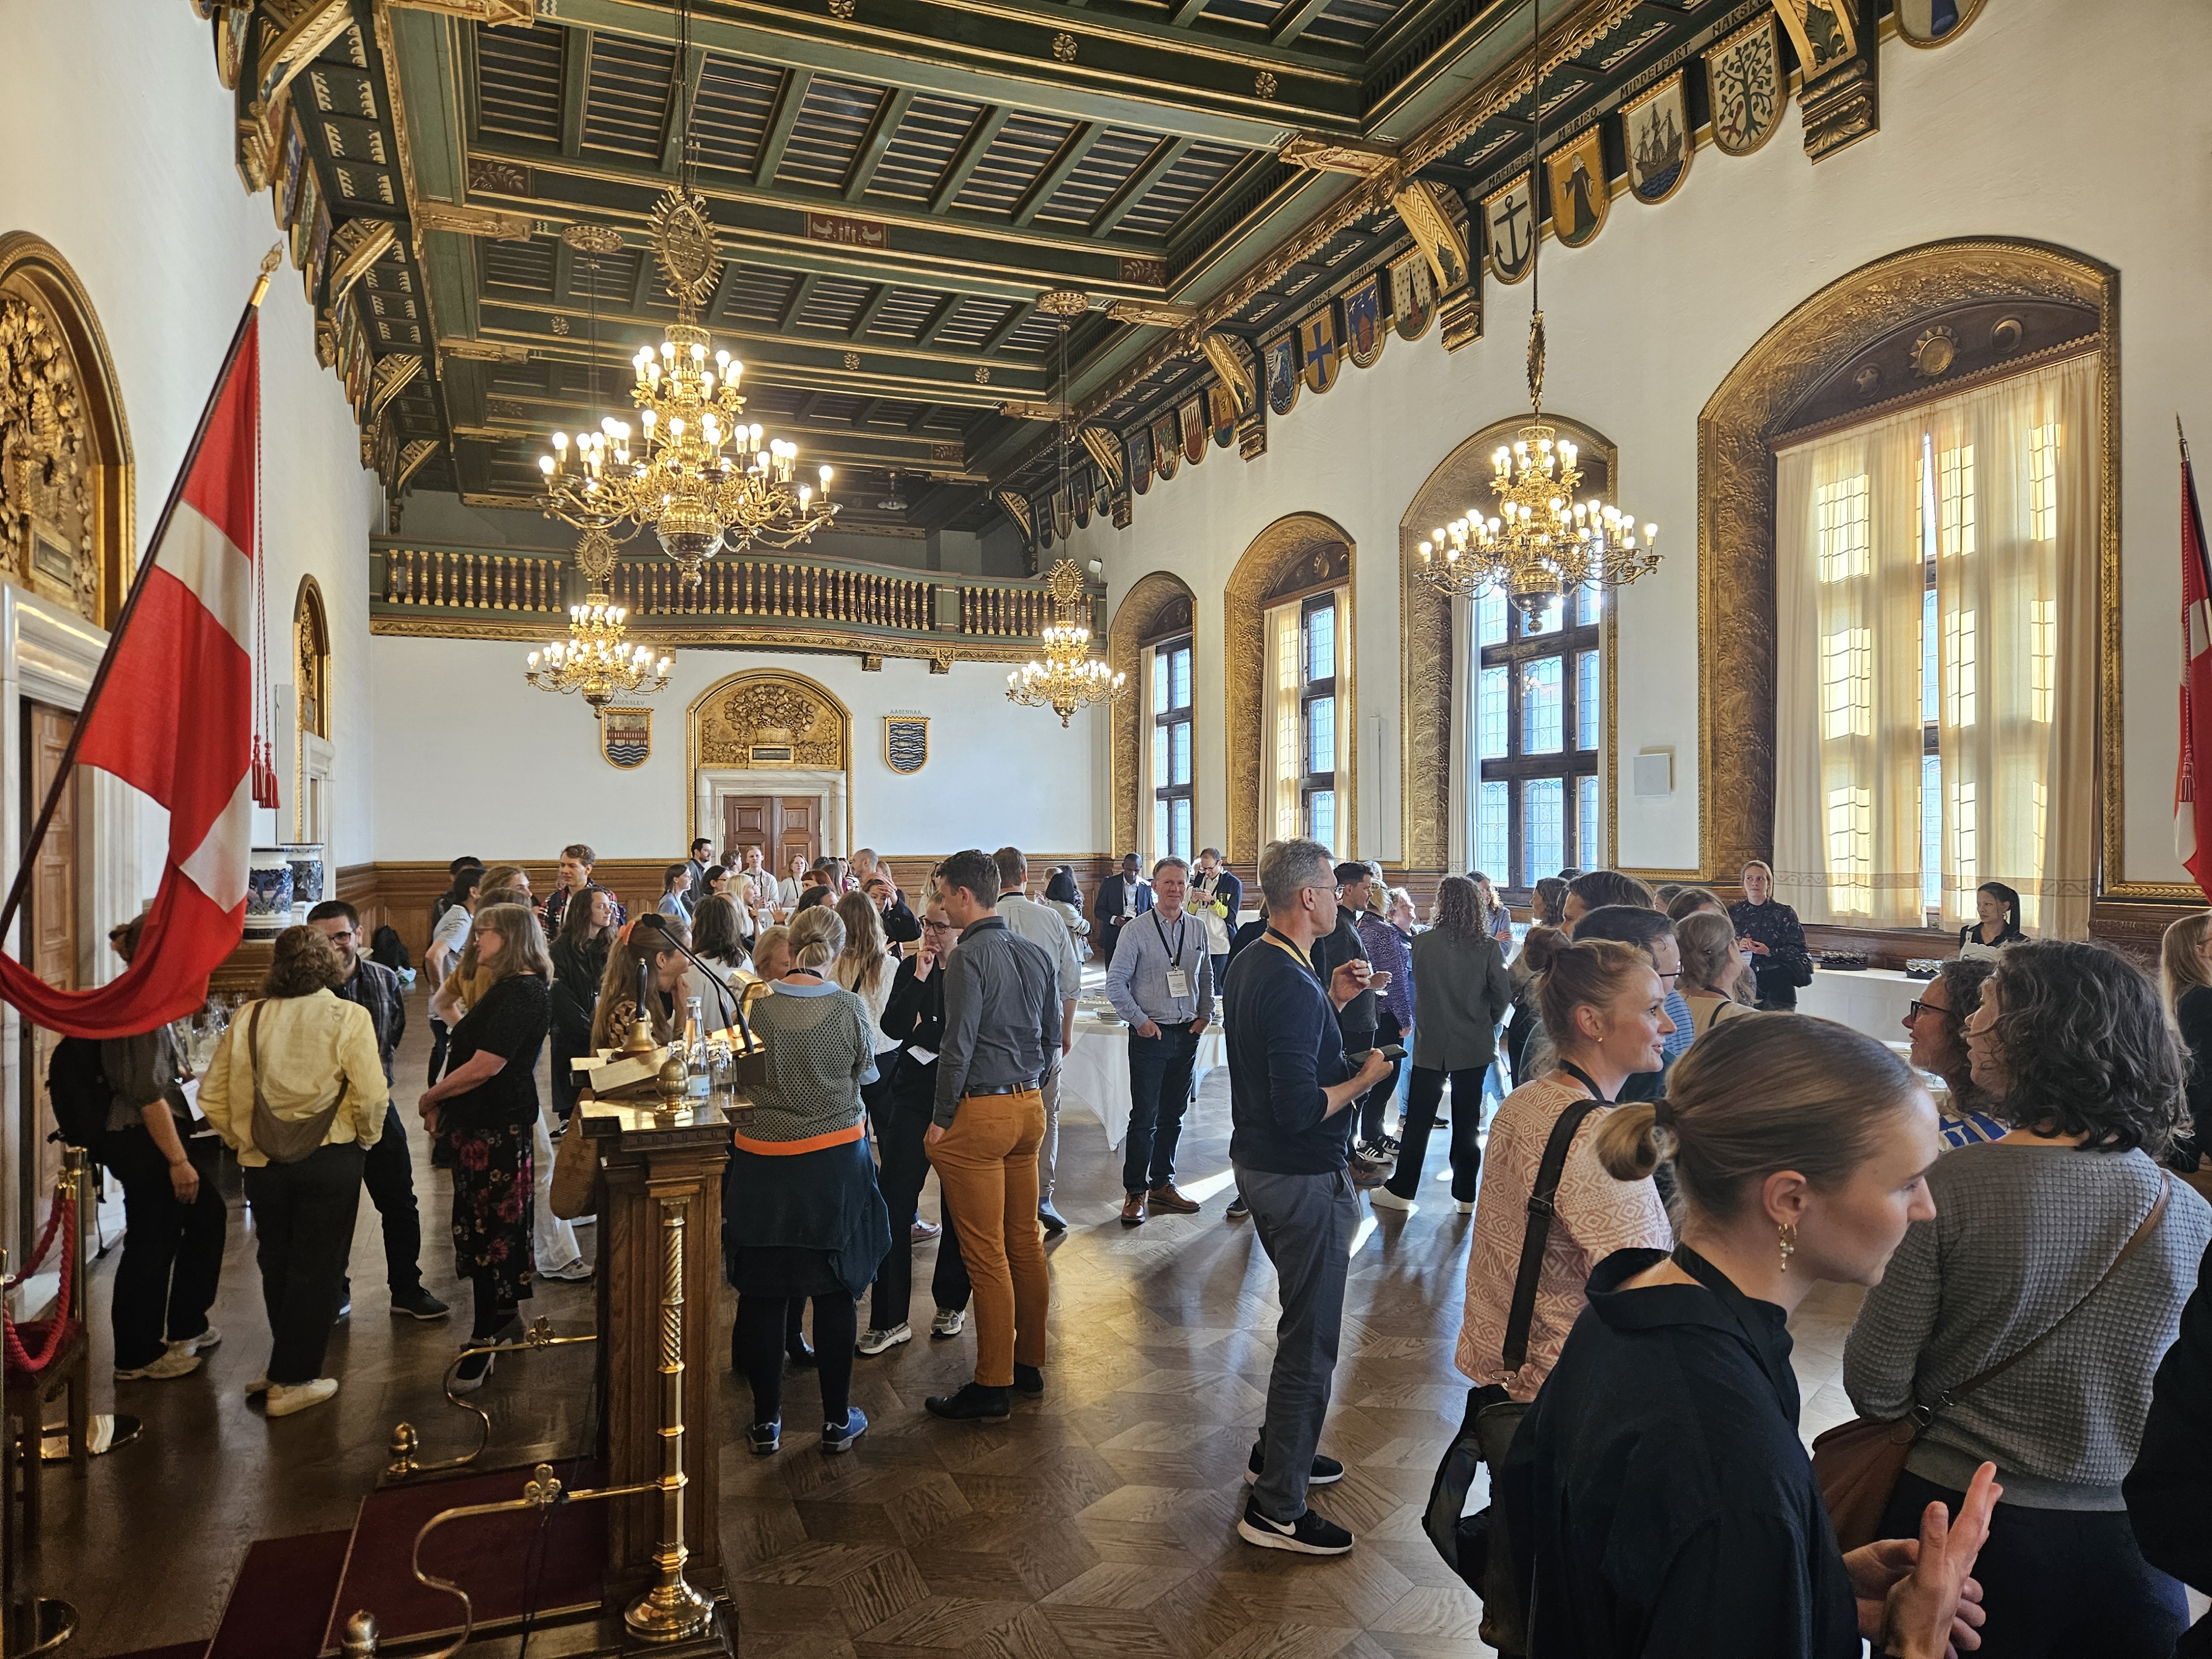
[198,925,390,1417]
[1845,940,2212,1658]
[419,903,555,1391]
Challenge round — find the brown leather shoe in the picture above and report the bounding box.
[1147,1183,1201,1214]
[1120,1192,1147,1227]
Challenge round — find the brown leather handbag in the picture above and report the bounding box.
[246,1003,351,1165]
[549,1108,598,1220]
[1813,1172,2172,1548]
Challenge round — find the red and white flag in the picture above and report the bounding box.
[2176,428,2212,899]
[0,322,260,1036]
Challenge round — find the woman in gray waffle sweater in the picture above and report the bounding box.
[1843,940,2212,1659]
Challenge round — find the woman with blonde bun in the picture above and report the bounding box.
[1501,1014,1997,1659]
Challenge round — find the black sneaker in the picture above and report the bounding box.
[1225,1195,1250,1221]
[1012,1364,1044,1397]
[1037,1201,1068,1237]
[1245,1440,1344,1486]
[821,1407,868,1454]
[392,1287,451,1321]
[1377,1134,1402,1158]
[748,1418,781,1456]
[925,1382,1011,1422]
[786,1337,818,1369]
[1237,1499,1353,1555]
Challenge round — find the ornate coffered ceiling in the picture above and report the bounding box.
[204,0,1789,539]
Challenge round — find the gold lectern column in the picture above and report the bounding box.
[624,1196,711,1642]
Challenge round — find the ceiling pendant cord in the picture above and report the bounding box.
[1527,0,1545,419]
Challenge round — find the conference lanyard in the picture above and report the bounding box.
[1556,1060,1614,1104]
[1153,908,1192,1001]
[1261,926,1321,984]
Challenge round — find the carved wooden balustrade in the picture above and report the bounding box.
[368,540,1095,662]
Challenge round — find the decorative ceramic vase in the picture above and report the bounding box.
[246,849,295,939]
[284,843,326,914]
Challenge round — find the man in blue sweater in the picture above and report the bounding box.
[1224,837,1391,1556]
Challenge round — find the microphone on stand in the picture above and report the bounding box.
[631,912,754,1051]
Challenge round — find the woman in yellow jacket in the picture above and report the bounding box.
[198,925,389,1418]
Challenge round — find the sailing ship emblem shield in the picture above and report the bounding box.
[600,707,651,769]
[884,716,928,776]
[1624,72,1693,205]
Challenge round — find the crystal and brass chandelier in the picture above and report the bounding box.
[525,528,672,710]
[1416,0,1658,613]
[1006,559,1126,727]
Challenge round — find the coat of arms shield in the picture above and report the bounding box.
[1343,275,1385,369]
[884,716,928,776]
[1180,396,1207,466]
[1484,175,1535,285]
[599,707,651,769]
[1208,383,1239,447]
[1707,14,1785,156]
[1624,73,1693,205]
[1389,252,1434,341]
[1128,425,1153,494]
[1150,413,1181,482]
[1298,305,1341,395]
[1262,333,1299,416]
[1546,129,1608,249]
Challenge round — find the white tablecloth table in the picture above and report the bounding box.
[1796,967,1926,1045]
[1056,1013,1227,1150]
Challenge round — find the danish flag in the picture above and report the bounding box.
[2175,425,2212,899]
[0,318,262,1036]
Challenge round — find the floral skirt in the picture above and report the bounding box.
[448,1121,534,1313]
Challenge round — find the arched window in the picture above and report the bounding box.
[1225,515,1356,859]
[293,576,333,844]
[1108,572,1198,861]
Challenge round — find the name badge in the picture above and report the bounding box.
[1164,968,1190,1000]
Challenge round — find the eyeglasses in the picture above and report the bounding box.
[1303,883,1344,899]
[923,920,956,933]
[1906,999,1952,1021]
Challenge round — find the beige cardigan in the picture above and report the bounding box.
[197,989,388,1166]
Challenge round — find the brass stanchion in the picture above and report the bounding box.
[623,1197,711,1643]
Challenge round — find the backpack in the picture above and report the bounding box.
[47,1036,112,1161]
[370,924,411,972]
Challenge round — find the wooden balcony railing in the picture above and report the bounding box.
[368,540,1095,658]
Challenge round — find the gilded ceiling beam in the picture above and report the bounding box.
[1091,135,1196,236]
[844,89,920,203]
[1013,124,1103,230]
[929,108,1015,213]
[754,69,816,188]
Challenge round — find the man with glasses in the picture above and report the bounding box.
[1104,855,1212,1225]
[1313,861,1382,1155]
[1224,839,1391,1555]
[857,895,974,1355]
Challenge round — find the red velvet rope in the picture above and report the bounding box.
[3,1192,78,1376]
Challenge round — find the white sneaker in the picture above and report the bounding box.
[115,1347,202,1381]
[1457,1200,1477,1215]
[856,1323,911,1356]
[172,1325,222,1355]
[1369,1189,1416,1213]
[539,1258,593,1282]
[244,1376,270,1397]
[931,1307,966,1338]
[264,1378,340,1417]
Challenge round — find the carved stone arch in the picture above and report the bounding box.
[1225,512,1357,863]
[685,666,857,852]
[0,233,134,626]
[1108,571,1199,859]
[1399,416,1618,875]
[1697,236,2121,887]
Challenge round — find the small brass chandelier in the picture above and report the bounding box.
[1006,559,1126,727]
[1416,0,1658,613]
[525,528,672,710]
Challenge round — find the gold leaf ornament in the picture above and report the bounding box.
[649,187,722,313]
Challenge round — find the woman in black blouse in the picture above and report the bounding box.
[2157,911,2212,1188]
[1503,1014,1998,1659]
[857,893,973,1357]
[549,884,615,1124]
[1958,882,2027,959]
[1729,860,1814,1010]
[418,904,555,1390]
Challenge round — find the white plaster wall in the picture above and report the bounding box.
[368,635,1101,862]
[1069,0,2212,884]
[0,0,380,892]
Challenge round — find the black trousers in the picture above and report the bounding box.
[427,1016,451,1087]
[242,1142,366,1386]
[1878,1470,2188,1659]
[105,1128,227,1370]
[1123,1022,1201,1194]
[1384,1064,1488,1202]
[550,1035,583,1121]
[358,1101,424,1295]
[1357,1011,1406,1146]
[870,1091,970,1331]
[735,1293,857,1429]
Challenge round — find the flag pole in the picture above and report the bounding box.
[0,245,282,953]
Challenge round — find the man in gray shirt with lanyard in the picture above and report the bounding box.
[1105,855,1213,1225]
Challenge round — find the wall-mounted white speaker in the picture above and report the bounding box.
[1631,751,1673,797]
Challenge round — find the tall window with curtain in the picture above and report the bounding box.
[1470,582,1603,886]
[1300,594,1339,849]
[1773,353,2095,937]
[1262,582,1350,854]
[1150,633,1193,860]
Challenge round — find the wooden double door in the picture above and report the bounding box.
[722,795,823,873]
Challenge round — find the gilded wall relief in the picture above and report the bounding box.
[1697,238,2124,889]
[703,679,846,769]
[1108,572,1199,859]
[1224,514,1357,863]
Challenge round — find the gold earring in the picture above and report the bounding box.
[1777,1221,1798,1273]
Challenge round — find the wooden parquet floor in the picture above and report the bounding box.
[29,979,1867,1658]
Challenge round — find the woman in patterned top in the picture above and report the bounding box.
[1728,859,1814,1010]
[1455,933,1671,1396]
[724,905,891,1457]
[1896,956,2007,1149]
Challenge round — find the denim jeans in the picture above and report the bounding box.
[1238,1164,1358,1524]
[1123,1022,1200,1193]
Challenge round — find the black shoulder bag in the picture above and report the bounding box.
[1423,1066,1607,1658]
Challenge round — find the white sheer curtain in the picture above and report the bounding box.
[1138,642,1158,863]
[1263,599,1301,844]
[1773,355,2097,937]
[1331,586,1352,857]
[1931,355,2096,938]
[1775,411,1926,925]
